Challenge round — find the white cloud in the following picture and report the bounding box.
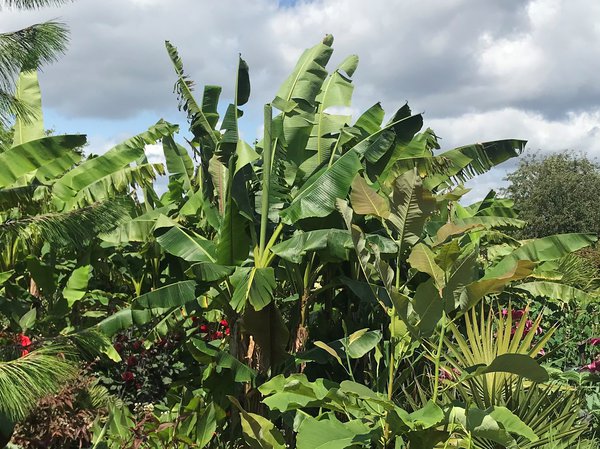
[3,0,600,199]
[428,108,600,202]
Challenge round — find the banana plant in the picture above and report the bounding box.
[155,35,530,384]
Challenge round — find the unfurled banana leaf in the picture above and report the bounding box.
[62,262,91,307]
[350,175,390,218]
[131,280,197,310]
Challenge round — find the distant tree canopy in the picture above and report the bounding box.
[503,151,600,238]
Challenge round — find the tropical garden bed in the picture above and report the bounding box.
[0,31,599,449]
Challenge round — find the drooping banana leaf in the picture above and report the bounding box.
[424,139,527,190]
[485,233,597,279]
[0,135,85,188]
[230,267,276,312]
[100,205,176,244]
[387,169,437,254]
[64,163,164,210]
[52,120,177,210]
[280,148,362,224]
[162,135,194,192]
[512,281,598,304]
[165,41,219,147]
[156,225,217,263]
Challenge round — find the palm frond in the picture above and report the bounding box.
[0,346,77,422]
[0,199,131,247]
[61,328,114,361]
[0,0,72,9]
[0,22,69,88]
[0,88,33,126]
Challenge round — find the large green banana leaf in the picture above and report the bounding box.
[280,148,362,224]
[485,233,597,279]
[513,281,598,304]
[12,70,44,147]
[0,135,85,188]
[271,228,397,264]
[274,34,334,166]
[162,135,194,191]
[156,225,217,263]
[52,120,177,210]
[97,281,197,335]
[307,54,359,164]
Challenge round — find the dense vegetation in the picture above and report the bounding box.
[503,151,600,238]
[0,33,599,449]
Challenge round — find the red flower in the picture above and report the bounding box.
[126,355,137,366]
[132,340,144,351]
[199,324,209,333]
[191,316,199,323]
[21,349,29,357]
[511,309,525,320]
[114,342,123,353]
[214,331,223,339]
[225,328,231,336]
[121,371,135,382]
[220,319,229,328]
[19,334,31,348]
[588,338,600,346]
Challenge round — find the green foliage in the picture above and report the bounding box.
[2,34,599,449]
[504,151,600,237]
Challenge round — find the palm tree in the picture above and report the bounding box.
[0,0,73,125]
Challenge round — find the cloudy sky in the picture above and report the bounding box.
[3,0,600,200]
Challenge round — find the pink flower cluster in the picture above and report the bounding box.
[501,309,543,337]
[581,337,600,373]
